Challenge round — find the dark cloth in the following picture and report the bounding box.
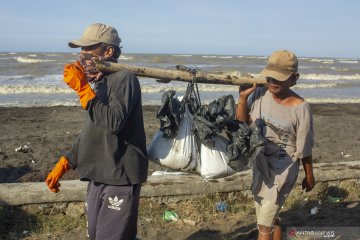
[192,94,264,171]
[85,181,141,240]
[156,90,181,138]
[65,70,148,185]
[192,95,235,147]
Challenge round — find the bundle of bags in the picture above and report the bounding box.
[147,90,264,179]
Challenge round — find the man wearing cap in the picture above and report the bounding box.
[45,23,148,240]
[236,50,315,240]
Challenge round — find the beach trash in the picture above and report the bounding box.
[340,152,351,158]
[162,211,179,221]
[215,201,228,212]
[326,195,341,203]
[15,145,31,153]
[310,207,319,215]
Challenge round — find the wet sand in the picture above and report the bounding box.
[0,103,359,183]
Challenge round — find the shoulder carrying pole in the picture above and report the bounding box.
[96,61,266,86]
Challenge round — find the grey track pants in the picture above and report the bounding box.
[85,181,141,240]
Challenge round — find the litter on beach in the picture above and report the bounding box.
[15,145,32,153]
[151,171,190,176]
[340,152,351,158]
[310,207,319,215]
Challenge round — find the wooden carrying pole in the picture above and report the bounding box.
[96,62,266,85]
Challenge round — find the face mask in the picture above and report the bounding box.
[78,52,105,82]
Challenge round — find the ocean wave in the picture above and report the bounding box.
[293,83,338,89]
[218,56,233,59]
[306,98,360,103]
[0,74,63,84]
[0,82,346,95]
[301,73,360,81]
[309,58,334,62]
[194,64,221,68]
[172,54,193,57]
[140,83,238,93]
[0,100,79,108]
[244,56,267,59]
[338,58,358,61]
[119,55,134,60]
[3,96,359,107]
[0,85,73,94]
[338,60,358,64]
[0,75,35,81]
[201,55,217,58]
[141,82,342,93]
[16,57,56,63]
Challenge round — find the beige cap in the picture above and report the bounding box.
[68,23,121,48]
[260,50,298,81]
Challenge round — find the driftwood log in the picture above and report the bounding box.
[96,61,267,85]
[1,161,359,205]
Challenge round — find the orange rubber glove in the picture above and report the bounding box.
[45,156,71,193]
[64,61,96,109]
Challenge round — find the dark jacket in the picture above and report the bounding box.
[66,71,148,185]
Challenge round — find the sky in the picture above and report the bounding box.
[1,0,359,58]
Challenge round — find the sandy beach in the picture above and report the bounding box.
[0,103,359,183]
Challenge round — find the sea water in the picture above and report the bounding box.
[0,52,359,107]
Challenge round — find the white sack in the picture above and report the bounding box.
[147,106,198,172]
[199,136,235,179]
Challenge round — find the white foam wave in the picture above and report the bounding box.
[306,98,360,103]
[28,54,37,57]
[0,74,63,85]
[309,58,334,62]
[329,67,350,72]
[293,83,338,89]
[140,83,238,93]
[301,73,360,81]
[0,85,73,94]
[338,60,358,64]
[201,55,217,58]
[338,58,358,61]
[218,56,233,59]
[119,55,134,60]
[16,57,56,63]
[141,82,340,93]
[0,74,34,81]
[172,54,193,57]
[0,100,80,108]
[245,56,267,59]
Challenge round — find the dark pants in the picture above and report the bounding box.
[85,181,141,240]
